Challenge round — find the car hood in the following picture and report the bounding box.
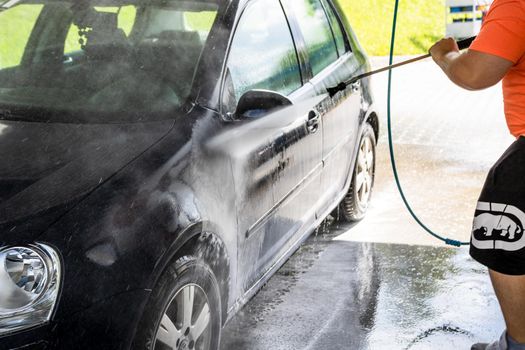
[0,119,173,241]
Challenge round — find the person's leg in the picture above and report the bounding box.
[469,137,525,350]
[471,269,525,349]
[489,269,525,344]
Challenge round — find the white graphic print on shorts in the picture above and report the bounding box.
[471,202,525,251]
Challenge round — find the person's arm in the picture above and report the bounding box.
[429,37,514,91]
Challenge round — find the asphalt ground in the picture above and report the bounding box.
[220,57,512,349]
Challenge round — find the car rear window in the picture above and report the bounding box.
[283,0,338,76]
[64,6,137,54]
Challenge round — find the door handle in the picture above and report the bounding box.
[307,110,320,133]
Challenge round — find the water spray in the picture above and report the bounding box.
[328,4,476,247]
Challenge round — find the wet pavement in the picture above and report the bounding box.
[221,225,504,349]
[221,58,511,349]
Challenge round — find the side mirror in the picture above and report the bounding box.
[234,89,293,119]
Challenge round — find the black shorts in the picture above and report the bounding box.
[470,136,525,275]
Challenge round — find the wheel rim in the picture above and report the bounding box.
[355,135,374,211]
[154,284,212,350]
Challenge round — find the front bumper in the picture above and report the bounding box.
[0,324,51,350]
[0,289,150,350]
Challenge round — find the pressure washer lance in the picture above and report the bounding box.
[326,36,477,98]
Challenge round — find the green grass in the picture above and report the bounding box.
[0,5,43,68]
[342,0,446,56]
[185,11,217,31]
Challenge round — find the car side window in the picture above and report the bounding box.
[283,0,338,76]
[223,0,302,112]
[320,0,347,56]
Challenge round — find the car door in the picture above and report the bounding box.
[222,0,323,291]
[282,0,362,215]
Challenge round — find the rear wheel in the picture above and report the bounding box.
[133,256,221,350]
[334,123,376,222]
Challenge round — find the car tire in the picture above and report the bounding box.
[334,123,376,222]
[132,256,222,350]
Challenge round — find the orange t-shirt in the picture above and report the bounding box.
[469,0,525,137]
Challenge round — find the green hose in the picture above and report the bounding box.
[387,0,469,247]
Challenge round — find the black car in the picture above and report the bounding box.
[0,0,378,348]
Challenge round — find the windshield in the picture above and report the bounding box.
[0,0,218,123]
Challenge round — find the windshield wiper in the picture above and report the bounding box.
[0,108,14,119]
[0,106,47,123]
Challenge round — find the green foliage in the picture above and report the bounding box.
[341,0,446,56]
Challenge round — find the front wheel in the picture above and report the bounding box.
[133,256,222,350]
[334,123,376,222]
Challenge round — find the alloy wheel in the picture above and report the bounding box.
[154,284,212,350]
[355,135,375,211]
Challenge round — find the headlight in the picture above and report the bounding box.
[0,243,61,335]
